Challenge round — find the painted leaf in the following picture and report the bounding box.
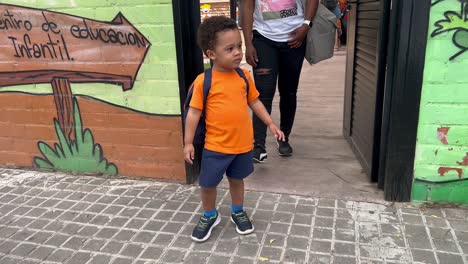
[54,143,65,159]
[38,141,60,165]
[71,140,79,155]
[54,119,73,158]
[94,144,103,162]
[34,157,53,169]
[82,129,95,157]
[96,160,108,173]
[106,164,118,175]
[432,11,468,36]
[454,29,468,48]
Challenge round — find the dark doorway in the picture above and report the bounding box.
[343,0,391,182]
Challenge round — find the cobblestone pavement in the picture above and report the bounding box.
[0,169,467,264]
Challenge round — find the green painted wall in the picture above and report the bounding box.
[0,0,180,115]
[413,0,468,203]
[0,0,186,179]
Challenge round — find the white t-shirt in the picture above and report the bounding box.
[253,0,305,42]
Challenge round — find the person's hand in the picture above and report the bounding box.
[245,43,258,67]
[288,24,309,48]
[184,144,195,165]
[268,123,285,141]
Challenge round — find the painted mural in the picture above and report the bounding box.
[431,0,468,60]
[200,1,240,24]
[0,1,185,180]
[413,0,468,203]
[201,3,214,21]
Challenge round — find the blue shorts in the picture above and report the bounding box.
[199,149,254,188]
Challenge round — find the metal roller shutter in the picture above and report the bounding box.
[343,0,389,181]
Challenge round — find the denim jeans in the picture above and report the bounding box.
[252,31,306,147]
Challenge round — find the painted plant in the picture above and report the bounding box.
[34,98,118,176]
[431,0,468,60]
[0,4,150,177]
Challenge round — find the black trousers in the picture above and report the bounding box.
[252,31,306,147]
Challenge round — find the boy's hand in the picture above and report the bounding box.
[184,144,195,164]
[268,123,285,141]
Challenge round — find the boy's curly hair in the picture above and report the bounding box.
[197,16,238,56]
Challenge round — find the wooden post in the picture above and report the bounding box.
[51,78,75,142]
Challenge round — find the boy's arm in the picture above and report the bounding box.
[184,107,202,164]
[249,99,285,141]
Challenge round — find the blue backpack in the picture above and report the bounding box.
[183,68,250,145]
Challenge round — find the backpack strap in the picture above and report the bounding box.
[202,69,212,109]
[234,68,250,96]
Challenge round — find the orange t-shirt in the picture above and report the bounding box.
[190,69,260,154]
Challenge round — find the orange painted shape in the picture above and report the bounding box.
[0,4,150,89]
[438,167,463,179]
[457,152,468,166]
[437,127,450,145]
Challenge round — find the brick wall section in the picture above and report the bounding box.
[0,0,186,181]
[412,1,468,203]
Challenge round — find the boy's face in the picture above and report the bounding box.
[207,29,243,71]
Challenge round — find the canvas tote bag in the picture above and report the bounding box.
[301,1,338,64]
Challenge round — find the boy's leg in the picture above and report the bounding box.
[227,177,244,209]
[192,150,234,242]
[201,187,217,212]
[252,31,279,163]
[226,151,254,235]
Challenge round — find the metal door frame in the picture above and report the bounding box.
[379,0,431,202]
[173,0,204,184]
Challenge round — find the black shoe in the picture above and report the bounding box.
[231,210,254,235]
[277,139,293,156]
[191,212,221,242]
[253,145,267,163]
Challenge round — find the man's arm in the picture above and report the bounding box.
[241,0,254,44]
[241,0,258,67]
[305,0,320,22]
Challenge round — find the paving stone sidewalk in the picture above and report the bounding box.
[0,169,467,264]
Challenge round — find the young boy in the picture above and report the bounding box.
[184,16,285,242]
